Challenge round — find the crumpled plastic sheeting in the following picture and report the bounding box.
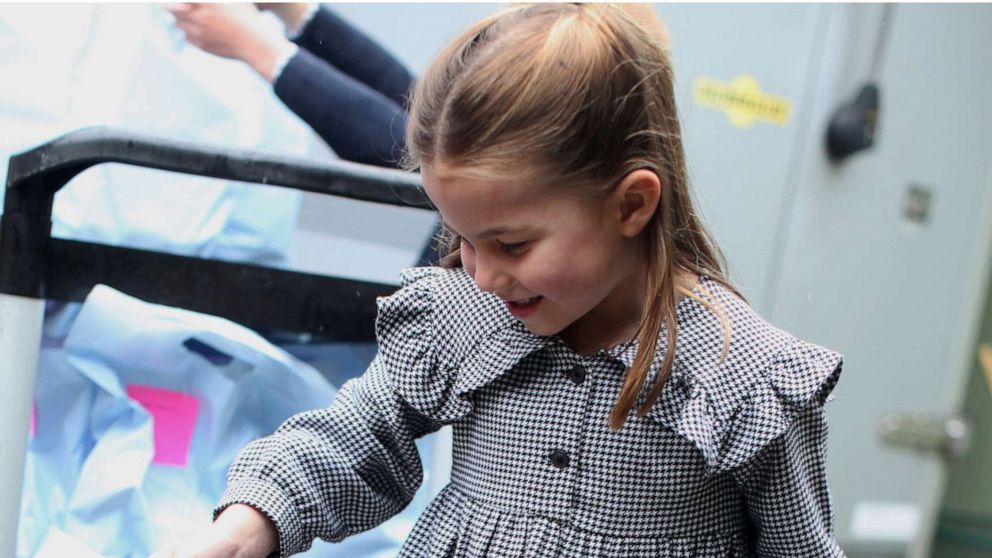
[0,4,332,266]
[19,285,435,558]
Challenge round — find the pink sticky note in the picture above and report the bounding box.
[126,385,199,467]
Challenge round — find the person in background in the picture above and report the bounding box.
[167,3,411,169]
[168,2,440,264]
[165,3,671,266]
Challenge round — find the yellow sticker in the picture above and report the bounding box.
[979,343,992,398]
[693,74,792,129]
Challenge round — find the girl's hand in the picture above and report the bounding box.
[164,3,291,81]
[148,504,279,558]
[148,531,236,558]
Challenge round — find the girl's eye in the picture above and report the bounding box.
[496,240,528,254]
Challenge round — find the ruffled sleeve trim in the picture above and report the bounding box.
[376,267,551,424]
[648,337,842,477]
[376,267,461,422]
[718,339,842,473]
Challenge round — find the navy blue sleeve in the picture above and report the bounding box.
[274,48,408,168]
[294,7,414,109]
[276,7,438,261]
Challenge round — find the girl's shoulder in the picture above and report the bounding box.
[676,275,842,389]
[376,266,526,363]
[374,266,545,421]
[653,275,843,474]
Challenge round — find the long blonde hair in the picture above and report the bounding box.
[405,4,740,430]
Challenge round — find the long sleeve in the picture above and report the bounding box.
[737,407,846,557]
[293,7,414,107]
[216,358,441,556]
[272,7,414,168]
[216,270,449,556]
[274,48,408,168]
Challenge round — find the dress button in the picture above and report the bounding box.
[550,449,571,469]
[564,364,586,385]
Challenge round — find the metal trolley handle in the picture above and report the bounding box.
[0,126,432,337]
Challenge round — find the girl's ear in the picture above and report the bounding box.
[614,169,661,238]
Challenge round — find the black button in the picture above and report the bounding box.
[550,449,571,469]
[564,364,586,385]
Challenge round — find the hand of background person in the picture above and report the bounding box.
[165,3,291,81]
[147,504,278,558]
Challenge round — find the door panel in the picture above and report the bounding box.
[768,5,992,556]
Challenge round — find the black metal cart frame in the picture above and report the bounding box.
[0,127,431,555]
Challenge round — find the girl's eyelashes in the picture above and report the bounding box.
[496,239,529,254]
[456,231,526,255]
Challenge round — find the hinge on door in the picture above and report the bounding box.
[877,412,971,459]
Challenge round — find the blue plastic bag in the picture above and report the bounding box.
[19,286,438,557]
[19,285,336,557]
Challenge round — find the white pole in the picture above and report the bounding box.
[0,293,44,558]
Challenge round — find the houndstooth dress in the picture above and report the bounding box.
[218,266,846,557]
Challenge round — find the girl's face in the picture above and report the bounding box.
[422,163,654,353]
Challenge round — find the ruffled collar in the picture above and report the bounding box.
[599,276,739,474]
[453,273,718,401]
[436,268,841,477]
[456,319,554,395]
[604,276,841,476]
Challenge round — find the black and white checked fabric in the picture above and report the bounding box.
[218,267,845,557]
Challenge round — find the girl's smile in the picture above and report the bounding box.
[505,295,543,318]
[421,162,658,355]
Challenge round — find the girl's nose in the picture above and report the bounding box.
[471,251,509,295]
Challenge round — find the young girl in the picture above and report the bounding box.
[158,4,845,557]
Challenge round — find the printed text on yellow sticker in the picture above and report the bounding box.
[693,75,792,129]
